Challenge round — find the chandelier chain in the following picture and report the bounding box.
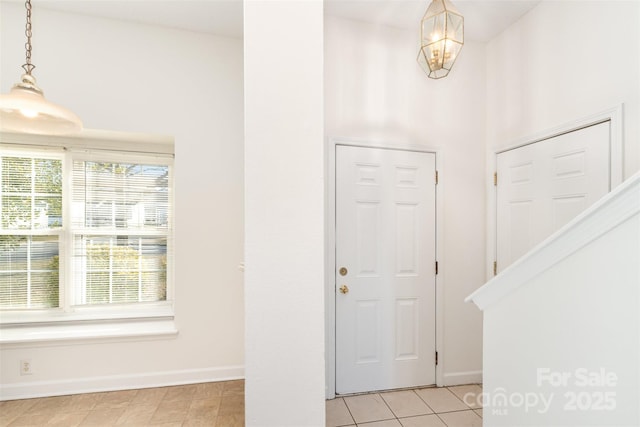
[22,0,35,75]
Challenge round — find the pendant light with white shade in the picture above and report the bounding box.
[0,0,82,135]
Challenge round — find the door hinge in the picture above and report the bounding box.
[493,172,498,186]
[435,170,439,185]
[435,351,439,366]
[435,261,439,275]
[493,261,497,276]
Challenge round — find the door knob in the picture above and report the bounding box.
[339,285,349,294]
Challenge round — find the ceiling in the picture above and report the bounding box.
[9,0,246,38]
[326,0,540,42]
[3,0,540,42]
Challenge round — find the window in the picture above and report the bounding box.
[1,154,62,309]
[0,136,174,328]
[71,160,169,306]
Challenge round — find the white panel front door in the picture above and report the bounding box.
[496,121,610,272]
[335,145,436,394]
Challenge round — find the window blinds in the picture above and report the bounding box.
[0,154,62,309]
[1,148,172,311]
[71,160,170,306]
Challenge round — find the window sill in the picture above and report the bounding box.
[0,318,178,347]
[0,304,178,347]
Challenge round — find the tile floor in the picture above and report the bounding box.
[1,381,482,427]
[0,380,244,427]
[326,384,483,427]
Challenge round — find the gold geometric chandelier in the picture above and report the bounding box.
[0,0,82,135]
[417,0,464,79]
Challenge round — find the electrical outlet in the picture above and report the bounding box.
[20,359,33,376]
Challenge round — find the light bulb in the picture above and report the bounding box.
[20,108,39,118]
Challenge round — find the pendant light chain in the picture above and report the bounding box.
[22,0,35,75]
[0,0,83,134]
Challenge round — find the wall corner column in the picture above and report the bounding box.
[244,0,325,425]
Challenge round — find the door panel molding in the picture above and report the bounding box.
[487,104,624,281]
[325,138,444,399]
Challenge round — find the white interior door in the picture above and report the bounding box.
[335,145,436,395]
[496,121,611,272]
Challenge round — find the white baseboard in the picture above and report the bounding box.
[0,365,244,401]
[443,370,483,386]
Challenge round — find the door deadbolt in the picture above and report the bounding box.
[339,267,348,276]
[339,285,349,294]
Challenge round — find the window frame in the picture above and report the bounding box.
[0,147,65,312]
[0,130,175,339]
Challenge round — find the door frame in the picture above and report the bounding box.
[486,104,625,280]
[325,138,444,399]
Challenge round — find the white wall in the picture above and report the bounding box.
[244,1,325,425]
[325,16,486,385]
[486,0,640,178]
[0,4,245,397]
[479,179,640,425]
